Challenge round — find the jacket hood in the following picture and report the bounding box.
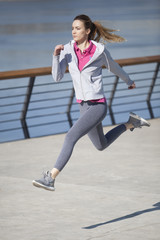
[69,40,105,55]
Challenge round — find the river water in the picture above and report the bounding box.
[0,0,160,70]
[0,0,160,142]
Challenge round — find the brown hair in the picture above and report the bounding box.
[74,14,125,43]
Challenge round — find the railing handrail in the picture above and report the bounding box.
[0,55,160,80]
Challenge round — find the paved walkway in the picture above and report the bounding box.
[0,118,160,240]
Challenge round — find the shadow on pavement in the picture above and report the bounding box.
[83,202,160,229]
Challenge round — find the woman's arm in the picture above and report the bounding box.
[103,48,136,89]
[52,45,67,82]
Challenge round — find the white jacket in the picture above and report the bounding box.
[52,40,133,101]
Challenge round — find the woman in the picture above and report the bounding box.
[32,15,150,191]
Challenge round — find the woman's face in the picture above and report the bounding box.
[72,20,90,44]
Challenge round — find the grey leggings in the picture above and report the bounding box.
[54,101,126,171]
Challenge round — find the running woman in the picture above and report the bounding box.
[32,15,150,191]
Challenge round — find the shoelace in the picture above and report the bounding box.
[42,171,50,179]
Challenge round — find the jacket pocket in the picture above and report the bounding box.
[89,75,102,93]
[90,75,102,83]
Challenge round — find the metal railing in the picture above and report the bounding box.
[0,55,160,143]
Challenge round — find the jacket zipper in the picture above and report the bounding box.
[80,71,85,100]
[71,44,86,100]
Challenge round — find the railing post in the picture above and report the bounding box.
[21,76,35,138]
[66,87,75,127]
[108,76,119,125]
[146,62,160,118]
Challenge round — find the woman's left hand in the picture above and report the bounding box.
[128,82,136,89]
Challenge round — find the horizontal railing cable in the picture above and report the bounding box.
[0,55,159,142]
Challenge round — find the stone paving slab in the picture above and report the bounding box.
[0,118,160,240]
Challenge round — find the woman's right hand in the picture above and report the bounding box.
[53,45,64,56]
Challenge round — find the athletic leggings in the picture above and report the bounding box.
[54,101,126,171]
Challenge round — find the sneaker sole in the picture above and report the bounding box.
[130,112,151,127]
[32,180,55,191]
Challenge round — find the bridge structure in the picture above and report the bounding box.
[0,55,160,142]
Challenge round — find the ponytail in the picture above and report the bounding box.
[74,15,126,43]
[91,21,126,43]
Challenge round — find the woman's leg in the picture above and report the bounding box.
[50,104,134,178]
[52,102,107,173]
[87,122,126,151]
[87,112,147,151]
